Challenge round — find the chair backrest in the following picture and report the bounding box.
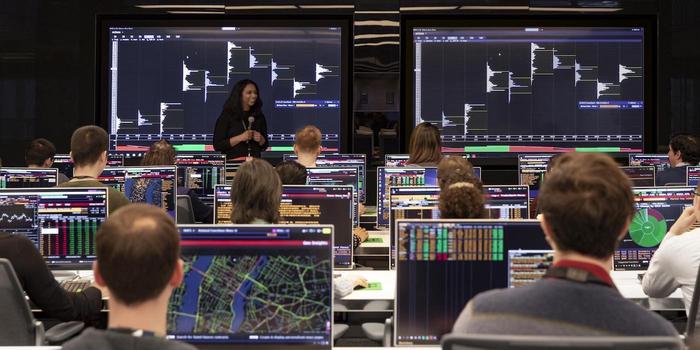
[0,258,41,345]
[685,261,700,338]
[441,334,684,350]
[176,195,195,224]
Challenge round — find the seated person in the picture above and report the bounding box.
[642,182,700,312]
[234,159,366,295]
[275,160,308,185]
[63,204,195,350]
[141,140,213,223]
[293,125,322,168]
[452,152,678,336]
[407,122,443,167]
[58,126,129,214]
[230,159,282,225]
[656,133,700,186]
[0,231,102,325]
[437,156,481,191]
[275,160,368,248]
[439,182,486,219]
[25,138,69,184]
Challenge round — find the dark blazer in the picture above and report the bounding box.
[213,109,268,159]
[0,232,102,323]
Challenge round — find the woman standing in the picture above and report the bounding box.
[213,79,268,159]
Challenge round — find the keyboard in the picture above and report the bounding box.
[59,279,92,293]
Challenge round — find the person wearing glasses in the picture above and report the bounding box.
[642,185,700,313]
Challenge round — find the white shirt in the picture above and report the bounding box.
[642,227,700,313]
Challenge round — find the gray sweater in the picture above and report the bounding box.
[62,328,197,350]
[453,278,679,336]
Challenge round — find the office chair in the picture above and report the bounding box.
[0,259,84,345]
[685,262,700,341]
[441,334,683,350]
[176,195,195,224]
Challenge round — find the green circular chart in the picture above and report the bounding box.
[629,208,667,248]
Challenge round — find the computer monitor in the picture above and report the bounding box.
[175,153,226,205]
[284,154,367,202]
[98,167,128,192]
[99,18,350,155]
[100,166,177,218]
[628,154,670,171]
[54,154,124,178]
[385,154,410,167]
[0,188,109,268]
[404,21,651,154]
[120,152,146,166]
[213,184,233,224]
[389,186,441,269]
[279,185,354,269]
[306,167,359,226]
[615,186,695,271]
[687,166,700,187]
[518,154,553,218]
[377,167,439,227]
[169,224,332,348]
[395,219,550,346]
[508,250,554,288]
[224,161,243,184]
[620,166,656,187]
[0,168,58,188]
[484,185,530,219]
[213,184,352,268]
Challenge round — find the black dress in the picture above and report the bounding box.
[213,109,269,159]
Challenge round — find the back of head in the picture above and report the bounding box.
[546,153,565,173]
[141,140,176,166]
[231,159,281,224]
[276,161,307,185]
[408,122,442,165]
[96,203,180,305]
[538,152,635,259]
[437,156,481,191]
[25,138,57,166]
[294,125,322,154]
[70,126,108,167]
[439,182,486,219]
[670,133,700,165]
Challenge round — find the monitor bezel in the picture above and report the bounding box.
[174,223,334,349]
[401,15,657,156]
[96,14,352,155]
[393,218,542,347]
[0,187,109,270]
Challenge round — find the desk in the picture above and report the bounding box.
[611,271,685,311]
[335,270,395,312]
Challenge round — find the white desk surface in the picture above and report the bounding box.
[611,271,683,299]
[336,270,396,300]
[333,269,683,305]
[362,230,390,248]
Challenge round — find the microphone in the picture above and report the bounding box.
[247,116,255,130]
[246,115,256,158]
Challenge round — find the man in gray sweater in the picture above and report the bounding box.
[453,152,679,337]
[63,204,195,350]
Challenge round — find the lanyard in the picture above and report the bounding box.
[543,266,614,288]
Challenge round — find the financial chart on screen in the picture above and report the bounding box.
[410,25,646,153]
[104,23,344,153]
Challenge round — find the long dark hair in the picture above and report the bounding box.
[223,79,263,119]
[408,122,442,165]
[230,159,281,224]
